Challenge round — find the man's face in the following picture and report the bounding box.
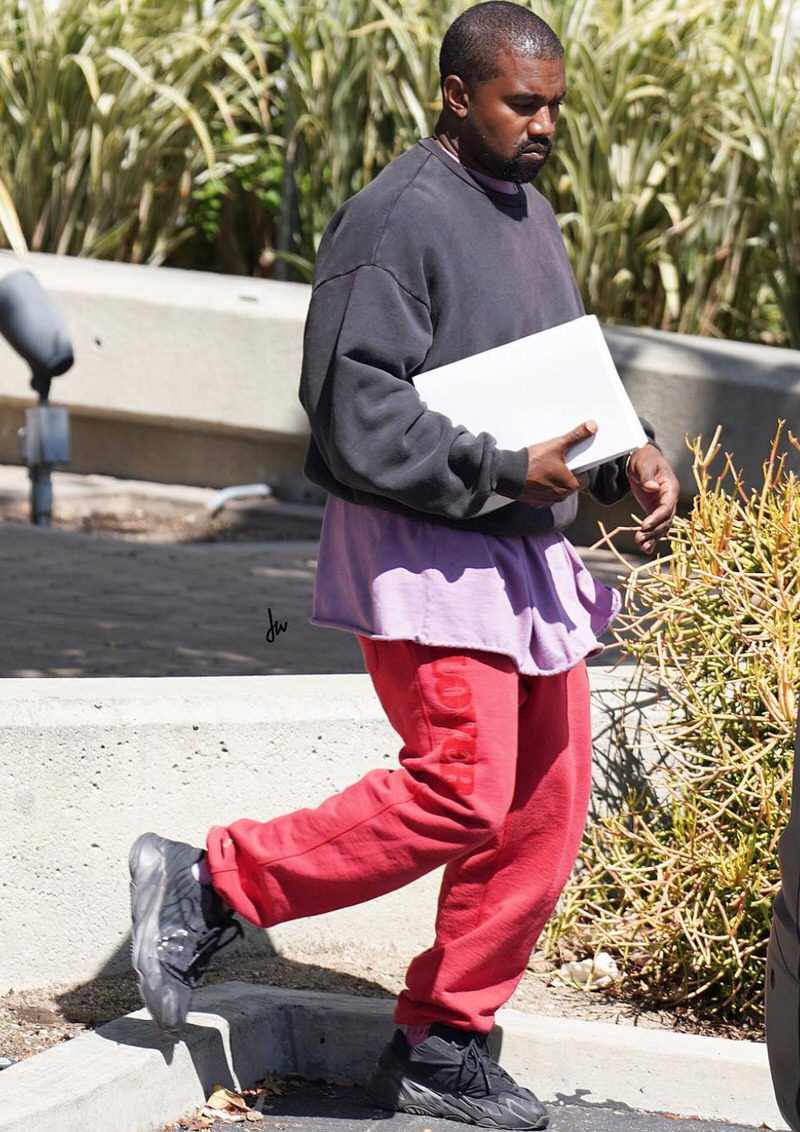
[452,52,566,183]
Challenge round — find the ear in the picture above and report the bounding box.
[441,74,469,118]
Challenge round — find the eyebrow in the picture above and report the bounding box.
[507,90,567,102]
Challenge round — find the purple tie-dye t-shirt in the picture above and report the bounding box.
[312,496,619,677]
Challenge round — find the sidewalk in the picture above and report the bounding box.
[0,466,361,678]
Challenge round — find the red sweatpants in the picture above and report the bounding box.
[207,639,593,1033]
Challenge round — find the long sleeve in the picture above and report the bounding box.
[299,264,529,521]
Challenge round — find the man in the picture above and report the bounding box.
[129,4,679,1129]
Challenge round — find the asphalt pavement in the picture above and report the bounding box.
[173,1079,764,1132]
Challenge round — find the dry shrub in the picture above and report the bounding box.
[551,424,800,1024]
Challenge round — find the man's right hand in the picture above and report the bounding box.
[517,420,597,507]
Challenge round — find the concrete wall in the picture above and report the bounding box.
[604,324,800,488]
[0,666,659,991]
[574,325,800,544]
[0,251,798,500]
[0,252,314,496]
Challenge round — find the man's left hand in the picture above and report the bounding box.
[627,445,680,554]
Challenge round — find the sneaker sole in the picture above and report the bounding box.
[365,1073,549,1130]
[129,833,190,1037]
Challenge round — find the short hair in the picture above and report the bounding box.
[439,2,563,90]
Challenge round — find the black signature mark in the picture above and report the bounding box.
[265,607,288,644]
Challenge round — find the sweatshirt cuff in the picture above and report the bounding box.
[495,447,529,500]
[639,416,659,450]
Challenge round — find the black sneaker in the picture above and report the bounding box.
[365,1023,549,1129]
[129,832,242,1036]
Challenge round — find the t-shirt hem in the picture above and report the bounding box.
[310,615,615,677]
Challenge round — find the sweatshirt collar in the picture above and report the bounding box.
[418,137,528,209]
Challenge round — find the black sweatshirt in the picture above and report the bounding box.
[299,138,653,537]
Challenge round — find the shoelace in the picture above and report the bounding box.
[181,918,244,987]
[451,1034,518,1096]
[455,1037,497,1095]
[476,1035,516,1086]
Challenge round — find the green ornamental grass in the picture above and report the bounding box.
[0,0,796,342]
[0,0,280,267]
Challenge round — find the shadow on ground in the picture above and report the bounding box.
[54,933,394,1034]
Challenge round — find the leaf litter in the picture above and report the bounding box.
[165,1074,298,1129]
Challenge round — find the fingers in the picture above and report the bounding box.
[561,419,597,453]
[635,504,670,553]
[519,421,598,508]
[635,530,656,554]
[518,474,579,507]
[637,504,674,547]
[627,445,666,490]
[633,470,680,553]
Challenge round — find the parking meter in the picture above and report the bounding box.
[0,269,74,525]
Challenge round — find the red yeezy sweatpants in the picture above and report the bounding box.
[206,639,593,1033]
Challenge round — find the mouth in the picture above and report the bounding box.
[522,143,552,160]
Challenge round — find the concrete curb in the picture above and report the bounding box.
[0,984,786,1132]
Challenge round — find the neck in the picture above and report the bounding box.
[434,112,469,156]
[433,134,519,196]
[434,126,460,161]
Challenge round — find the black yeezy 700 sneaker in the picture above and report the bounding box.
[129,832,242,1036]
[366,1023,549,1129]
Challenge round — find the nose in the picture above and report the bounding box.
[529,106,555,137]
